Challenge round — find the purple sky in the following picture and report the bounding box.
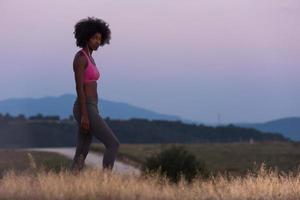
[0,0,299,123]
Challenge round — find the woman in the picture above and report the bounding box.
[70,17,120,173]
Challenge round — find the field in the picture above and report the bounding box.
[1,142,300,199]
[1,163,300,200]
[91,141,300,175]
[0,149,73,178]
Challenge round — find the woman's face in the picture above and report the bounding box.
[87,33,102,50]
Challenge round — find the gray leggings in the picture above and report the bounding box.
[70,96,120,171]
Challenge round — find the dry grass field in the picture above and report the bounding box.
[1,163,300,200]
[1,143,300,200]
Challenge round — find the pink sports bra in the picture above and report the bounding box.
[80,49,100,83]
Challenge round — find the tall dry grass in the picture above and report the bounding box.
[1,159,300,200]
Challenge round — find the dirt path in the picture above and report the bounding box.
[19,147,141,176]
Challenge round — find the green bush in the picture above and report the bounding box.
[141,145,209,183]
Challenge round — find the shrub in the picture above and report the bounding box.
[141,145,209,183]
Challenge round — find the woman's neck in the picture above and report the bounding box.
[84,46,93,55]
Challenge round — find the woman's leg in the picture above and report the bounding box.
[87,103,120,170]
[70,101,93,171]
[71,127,93,171]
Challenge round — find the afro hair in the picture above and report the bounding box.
[74,17,111,47]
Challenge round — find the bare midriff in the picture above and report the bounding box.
[84,81,98,100]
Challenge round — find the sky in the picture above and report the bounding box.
[0,0,299,124]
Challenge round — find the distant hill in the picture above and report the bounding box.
[0,94,196,123]
[235,117,300,141]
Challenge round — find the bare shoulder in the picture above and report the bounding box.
[73,51,87,70]
[74,50,86,61]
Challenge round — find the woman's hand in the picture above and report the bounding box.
[80,114,90,134]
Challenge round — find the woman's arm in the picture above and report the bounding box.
[73,52,89,130]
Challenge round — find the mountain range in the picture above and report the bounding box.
[0,94,196,123]
[235,117,300,141]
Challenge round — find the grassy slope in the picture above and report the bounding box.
[0,149,73,178]
[91,141,300,175]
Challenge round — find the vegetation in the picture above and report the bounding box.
[0,113,289,148]
[1,164,300,199]
[0,149,72,178]
[91,142,300,176]
[141,145,209,183]
[1,143,300,199]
